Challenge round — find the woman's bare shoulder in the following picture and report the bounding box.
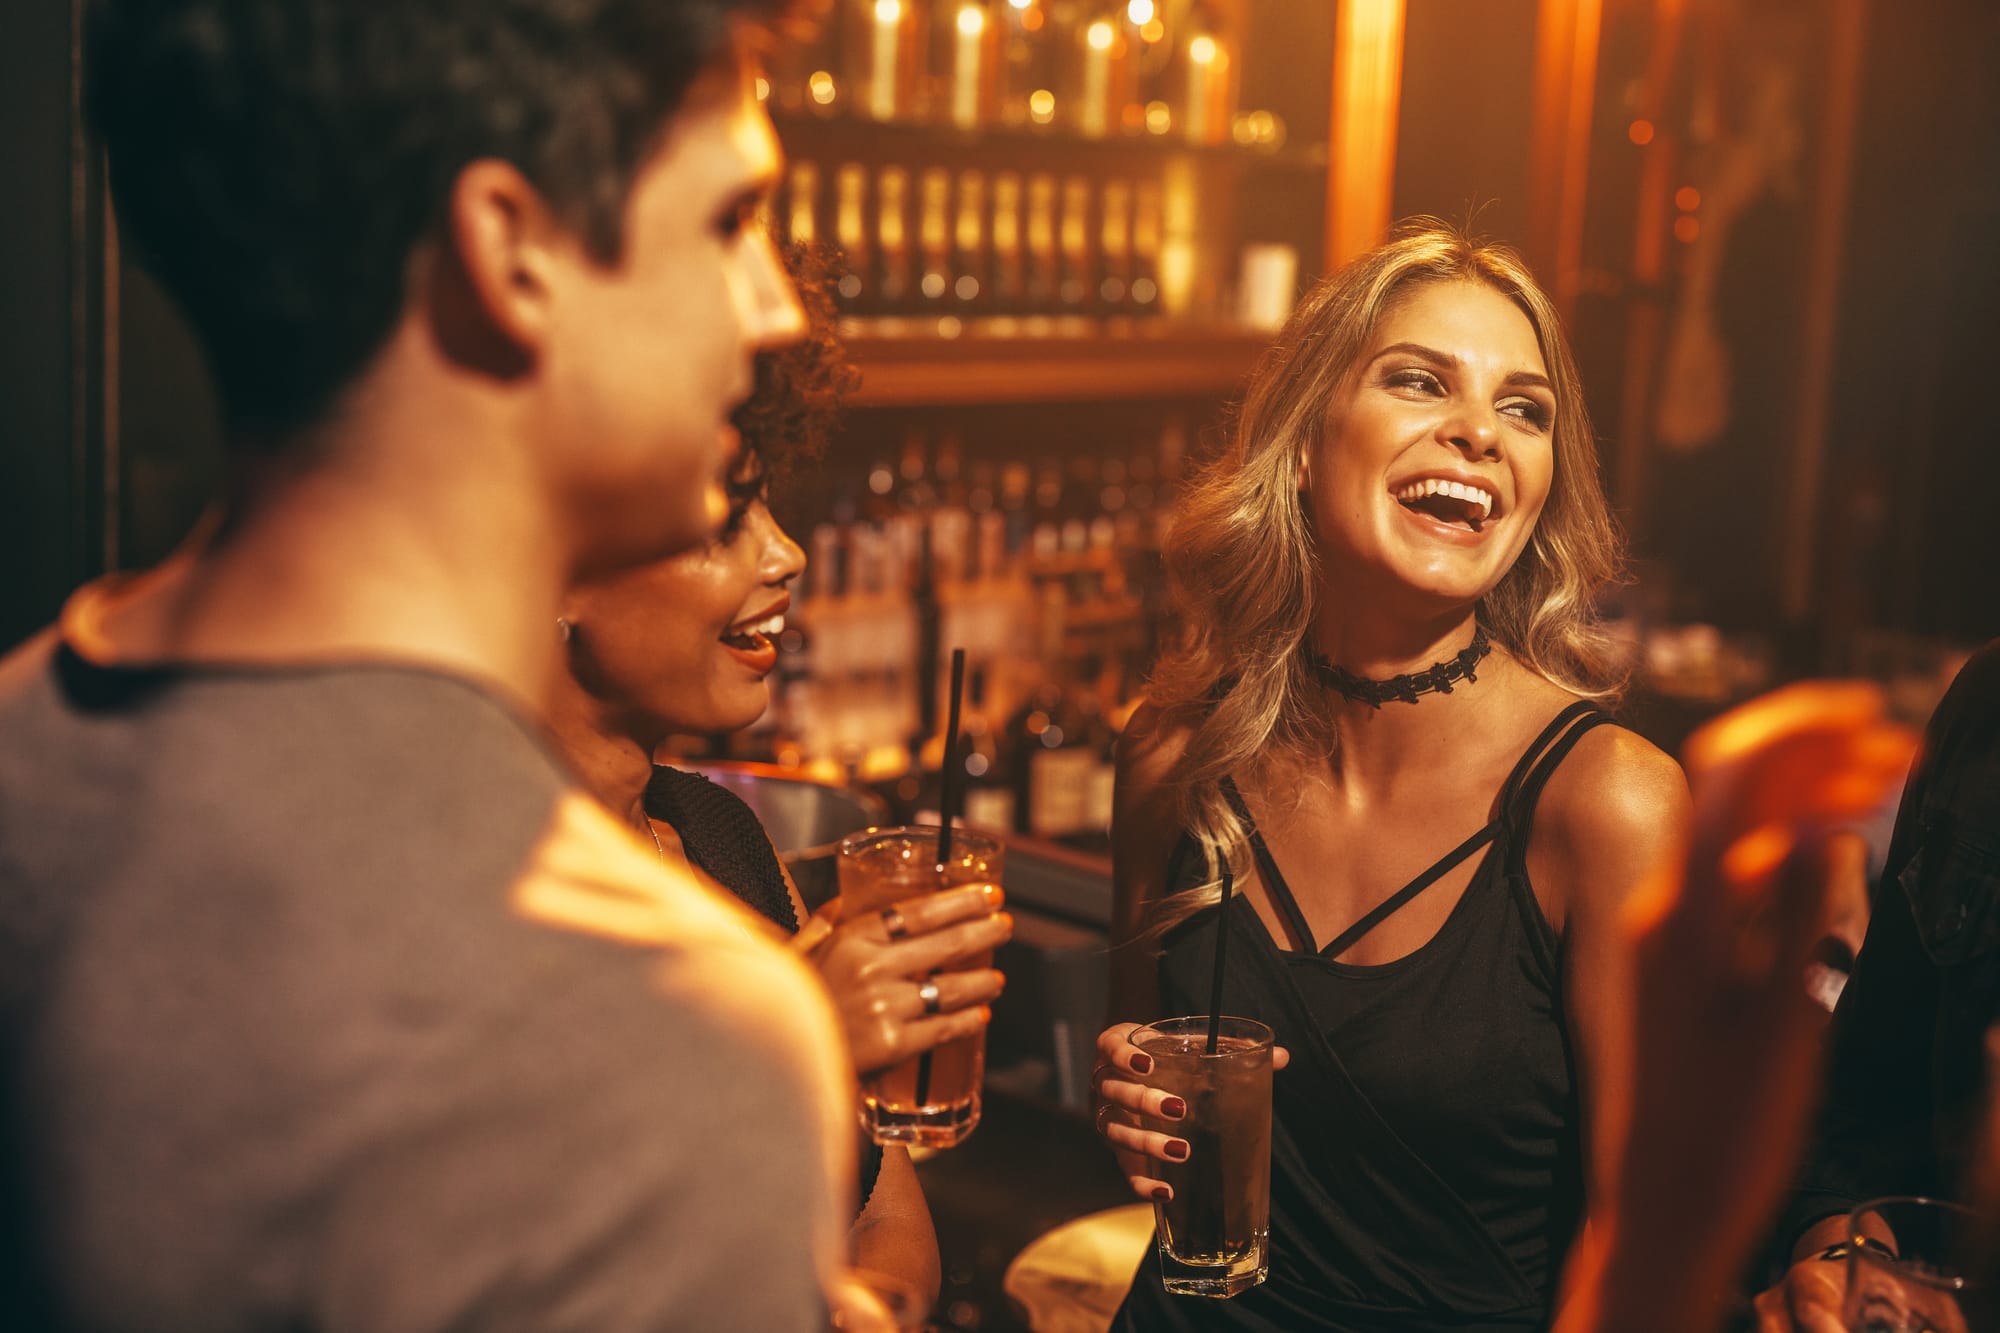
[1534,709,1690,913]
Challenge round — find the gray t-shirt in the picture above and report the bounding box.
[0,617,849,1331]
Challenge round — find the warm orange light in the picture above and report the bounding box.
[1675,185,1701,211]
[1327,0,1406,267]
[1673,214,1700,243]
[1628,118,1655,145]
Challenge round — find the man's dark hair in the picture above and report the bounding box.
[88,0,789,443]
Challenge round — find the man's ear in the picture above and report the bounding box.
[444,159,565,354]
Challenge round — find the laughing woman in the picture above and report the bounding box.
[546,257,1010,1303]
[1092,223,1689,1331]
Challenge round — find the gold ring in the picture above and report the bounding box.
[917,979,942,1015]
[880,906,908,940]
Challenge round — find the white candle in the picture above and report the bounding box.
[952,4,986,130]
[1185,33,1218,143]
[1081,21,1113,138]
[869,0,902,122]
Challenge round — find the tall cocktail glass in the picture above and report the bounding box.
[1134,1016,1274,1298]
[1843,1197,1982,1333]
[835,825,1002,1148]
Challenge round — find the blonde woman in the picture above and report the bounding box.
[1092,224,1689,1331]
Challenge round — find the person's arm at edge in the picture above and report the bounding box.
[1536,727,1698,1329]
[846,1147,941,1304]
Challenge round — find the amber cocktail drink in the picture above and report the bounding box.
[1136,1016,1274,1297]
[835,826,1002,1148]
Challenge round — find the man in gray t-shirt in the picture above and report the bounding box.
[1,3,850,1328]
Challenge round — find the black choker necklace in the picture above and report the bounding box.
[1306,628,1491,709]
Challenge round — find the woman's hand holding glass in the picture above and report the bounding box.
[796,883,1011,1079]
[1091,1021,1291,1201]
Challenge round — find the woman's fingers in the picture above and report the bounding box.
[869,882,1004,943]
[1094,1022,1151,1070]
[864,911,1014,977]
[888,1004,994,1060]
[892,967,1005,1020]
[1093,1100,1190,1188]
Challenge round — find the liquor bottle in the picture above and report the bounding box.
[1098,178,1133,310]
[958,665,1018,834]
[917,167,953,310]
[784,160,821,249]
[834,163,872,311]
[877,165,913,311]
[952,169,987,310]
[1012,676,1096,838]
[1024,173,1059,309]
[1130,178,1163,312]
[989,171,1026,311]
[1058,175,1094,312]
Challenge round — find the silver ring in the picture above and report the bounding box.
[880,906,908,941]
[917,979,941,1015]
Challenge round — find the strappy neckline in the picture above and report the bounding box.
[1221,701,1610,965]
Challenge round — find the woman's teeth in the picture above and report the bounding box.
[721,614,784,646]
[1393,477,1495,522]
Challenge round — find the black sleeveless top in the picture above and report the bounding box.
[1113,703,1614,1332]
[644,765,885,1213]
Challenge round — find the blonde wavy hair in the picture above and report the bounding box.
[1141,220,1627,932]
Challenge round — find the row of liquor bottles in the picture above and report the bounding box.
[771,0,1252,146]
[781,158,1178,316]
[734,424,1190,841]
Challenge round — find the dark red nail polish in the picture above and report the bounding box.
[1151,1186,1172,1202]
[1130,1053,1153,1074]
[1165,1139,1189,1161]
[1161,1096,1187,1120]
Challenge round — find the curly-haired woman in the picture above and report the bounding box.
[1092,223,1690,1331]
[547,248,1011,1307]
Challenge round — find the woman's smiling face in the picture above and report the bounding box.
[564,478,806,740]
[1303,278,1557,612]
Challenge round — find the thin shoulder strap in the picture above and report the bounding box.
[1319,821,1498,961]
[1497,701,1603,811]
[1219,776,1318,952]
[1504,703,1616,844]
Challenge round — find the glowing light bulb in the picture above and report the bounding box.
[1190,34,1218,64]
[957,4,986,35]
[1086,20,1114,50]
[875,0,902,23]
[1127,0,1156,24]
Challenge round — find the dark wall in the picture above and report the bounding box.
[0,3,223,653]
[1821,0,2000,645]
[0,0,106,651]
[1390,0,1540,248]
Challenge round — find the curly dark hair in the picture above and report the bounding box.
[88,0,793,442]
[726,241,858,501]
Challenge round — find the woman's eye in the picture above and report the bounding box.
[716,198,764,241]
[1385,368,1444,394]
[1501,398,1554,430]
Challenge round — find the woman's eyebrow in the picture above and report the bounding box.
[1369,342,1553,393]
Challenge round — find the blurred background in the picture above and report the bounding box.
[3,2,1995,1328]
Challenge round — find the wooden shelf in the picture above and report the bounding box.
[843,318,1273,406]
[771,107,1326,176]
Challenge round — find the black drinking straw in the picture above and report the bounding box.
[934,647,967,874]
[917,647,969,1109]
[1206,865,1234,1054]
